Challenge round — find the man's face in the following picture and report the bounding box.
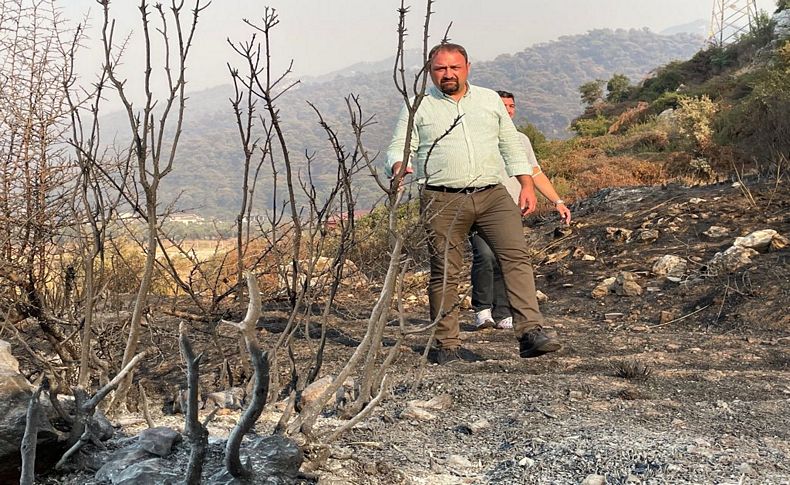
[430,49,470,96]
[501,96,516,119]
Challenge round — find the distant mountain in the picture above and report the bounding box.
[112,28,703,219]
[660,19,709,37]
[302,49,425,84]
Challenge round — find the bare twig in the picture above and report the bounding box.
[179,323,209,485]
[649,304,712,328]
[139,382,155,428]
[223,273,270,478]
[20,378,49,485]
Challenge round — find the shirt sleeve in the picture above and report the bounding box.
[385,103,419,177]
[518,132,542,175]
[496,99,531,177]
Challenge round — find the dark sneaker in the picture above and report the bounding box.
[433,348,462,365]
[519,329,561,358]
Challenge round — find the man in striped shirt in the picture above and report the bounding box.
[387,43,561,364]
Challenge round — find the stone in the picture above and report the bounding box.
[738,462,758,477]
[468,418,491,434]
[95,448,157,483]
[518,457,535,468]
[115,458,179,485]
[703,225,730,238]
[535,290,549,303]
[708,246,759,274]
[591,277,616,299]
[93,409,115,441]
[634,228,659,243]
[446,454,473,469]
[410,393,453,411]
[771,233,789,251]
[582,254,596,261]
[0,340,58,464]
[659,310,677,325]
[138,427,182,457]
[615,272,643,296]
[582,474,606,485]
[247,435,304,482]
[605,227,632,242]
[604,313,625,321]
[733,229,778,251]
[688,197,706,204]
[652,255,687,278]
[400,405,436,421]
[0,340,21,373]
[205,387,246,410]
[301,375,335,410]
[775,8,790,38]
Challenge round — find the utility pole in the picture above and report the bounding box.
[708,0,760,46]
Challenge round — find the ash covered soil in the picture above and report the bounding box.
[46,180,790,485]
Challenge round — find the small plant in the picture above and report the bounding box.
[610,359,652,381]
[571,115,611,137]
[675,95,718,153]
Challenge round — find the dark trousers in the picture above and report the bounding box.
[421,184,544,349]
[470,232,512,320]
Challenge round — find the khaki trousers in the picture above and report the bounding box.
[420,184,544,349]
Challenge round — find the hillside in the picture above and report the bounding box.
[121,28,703,220]
[24,179,790,485]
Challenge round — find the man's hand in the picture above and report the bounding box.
[391,161,413,178]
[556,203,572,225]
[390,162,413,191]
[516,175,537,215]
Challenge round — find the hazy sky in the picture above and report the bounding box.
[62,0,778,92]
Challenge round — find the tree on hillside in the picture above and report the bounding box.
[100,0,209,410]
[606,73,631,102]
[579,79,605,106]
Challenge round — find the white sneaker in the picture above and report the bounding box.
[474,309,495,330]
[495,317,513,329]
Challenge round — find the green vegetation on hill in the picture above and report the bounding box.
[541,6,788,206]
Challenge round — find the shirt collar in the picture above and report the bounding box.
[428,82,474,100]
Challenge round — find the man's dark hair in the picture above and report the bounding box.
[497,90,515,100]
[428,42,469,63]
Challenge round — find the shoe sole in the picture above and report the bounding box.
[475,320,495,330]
[520,342,562,358]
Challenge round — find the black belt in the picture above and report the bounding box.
[424,184,497,194]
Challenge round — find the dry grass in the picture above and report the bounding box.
[610,359,652,381]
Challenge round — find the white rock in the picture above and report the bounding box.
[446,454,473,469]
[468,418,491,433]
[536,290,549,302]
[708,246,759,273]
[703,225,730,238]
[591,277,616,299]
[518,457,535,468]
[772,233,789,251]
[689,197,706,204]
[615,272,643,296]
[582,474,606,485]
[733,229,778,251]
[301,375,335,410]
[400,404,436,421]
[0,340,21,374]
[652,255,687,277]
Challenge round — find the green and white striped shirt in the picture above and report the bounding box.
[386,83,532,188]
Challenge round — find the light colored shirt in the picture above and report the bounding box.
[502,132,542,203]
[386,84,532,188]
